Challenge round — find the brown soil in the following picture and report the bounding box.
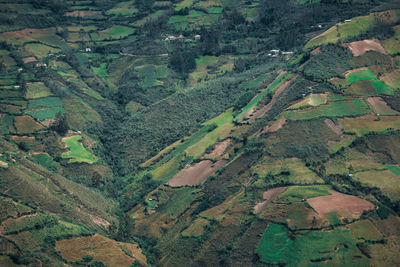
[2,28,55,39]
[56,234,147,266]
[65,11,100,17]
[22,57,37,64]
[311,46,321,55]
[202,139,231,159]
[251,76,297,119]
[167,160,227,187]
[259,118,286,135]
[324,118,343,135]
[14,116,43,133]
[307,190,374,218]
[253,187,287,214]
[345,39,387,57]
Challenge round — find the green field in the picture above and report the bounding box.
[347,69,376,83]
[25,82,52,99]
[28,97,63,109]
[339,115,400,136]
[276,185,331,203]
[61,135,96,164]
[386,165,400,176]
[26,106,65,121]
[354,169,400,200]
[24,42,60,58]
[32,153,58,171]
[106,0,138,16]
[91,63,107,78]
[285,98,369,120]
[136,64,168,89]
[258,224,368,265]
[103,25,135,39]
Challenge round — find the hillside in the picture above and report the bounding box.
[1,0,400,266]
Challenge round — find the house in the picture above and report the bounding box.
[85,47,91,52]
[282,51,294,56]
[194,34,201,40]
[344,19,352,23]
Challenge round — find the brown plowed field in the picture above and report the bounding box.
[345,39,387,57]
[167,160,227,187]
[253,187,287,214]
[202,139,231,159]
[307,190,374,218]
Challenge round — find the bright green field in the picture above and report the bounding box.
[386,165,400,176]
[276,185,331,203]
[347,69,376,83]
[258,224,368,265]
[103,25,135,39]
[61,135,96,164]
[91,63,107,78]
[285,99,369,120]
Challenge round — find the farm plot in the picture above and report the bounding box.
[166,160,226,187]
[380,68,400,90]
[253,187,287,214]
[288,93,327,110]
[345,68,393,95]
[136,64,169,89]
[366,97,399,115]
[344,39,387,57]
[56,234,147,266]
[338,115,400,136]
[202,139,231,159]
[251,157,323,185]
[284,98,369,120]
[25,82,52,99]
[181,218,210,237]
[354,169,400,200]
[257,224,367,265]
[350,220,383,241]
[106,0,138,16]
[24,43,60,58]
[307,190,374,219]
[14,115,43,133]
[276,185,332,204]
[26,106,65,121]
[61,135,96,164]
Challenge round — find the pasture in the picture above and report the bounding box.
[61,135,96,164]
[338,115,400,136]
[354,169,400,200]
[14,115,43,133]
[25,82,52,99]
[276,185,331,203]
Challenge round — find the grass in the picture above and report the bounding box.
[26,106,65,121]
[181,218,209,237]
[285,98,369,120]
[28,97,63,109]
[0,195,32,222]
[32,153,58,171]
[136,64,168,89]
[354,169,400,200]
[24,43,60,58]
[257,224,293,263]
[106,0,138,16]
[276,185,331,203]
[386,165,400,176]
[175,0,196,11]
[288,93,327,110]
[236,73,291,121]
[25,82,52,99]
[347,69,376,83]
[381,69,400,90]
[186,109,234,158]
[61,135,96,164]
[350,220,383,240]
[252,157,323,184]
[339,115,400,136]
[209,7,223,14]
[102,25,135,39]
[91,63,107,78]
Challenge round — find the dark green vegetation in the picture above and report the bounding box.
[1,0,400,266]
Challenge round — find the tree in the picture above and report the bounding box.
[51,112,69,136]
[169,46,196,74]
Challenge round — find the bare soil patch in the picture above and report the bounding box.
[65,10,100,17]
[56,234,147,266]
[324,118,343,135]
[307,190,374,219]
[367,97,399,115]
[251,76,297,119]
[345,39,387,57]
[3,28,55,40]
[167,160,227,187]
[22,57,37,64]
[311,46,321,55]
[259,118,287,135]
[254,187,287,214]
[202,139,231,159]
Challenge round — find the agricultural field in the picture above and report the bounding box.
[284,98,370,120]
[136,64,169,89]
[61,135,96,164]
[14,115,43,133]
[106,0,138,16]
[25,82,52,99]
[338,115,400,136]
[354,169,400,200]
